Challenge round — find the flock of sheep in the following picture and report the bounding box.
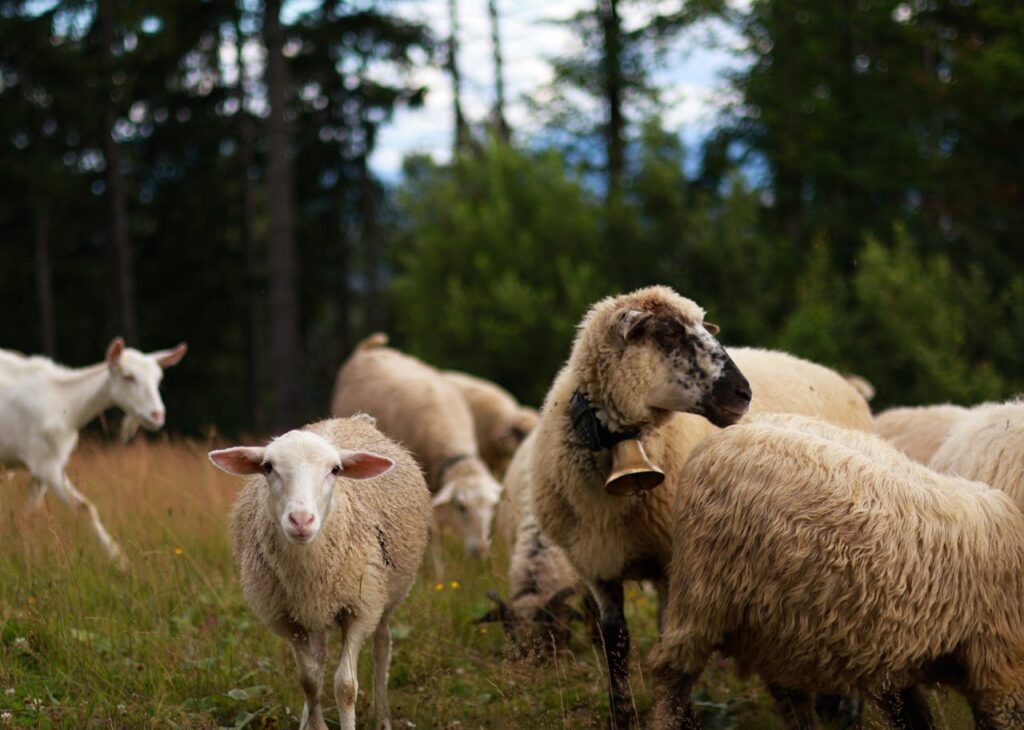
[1,284,1023,730]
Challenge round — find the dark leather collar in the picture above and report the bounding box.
[568,389,639,451]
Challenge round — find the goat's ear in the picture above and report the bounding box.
[120,415,141,443]
[337,450,393,480]
[432,480,458,507]
[152,342,188,369]
[106,337,126,368]
[617,309,653,342]
[703,321,721,336]
[209,446,266,475]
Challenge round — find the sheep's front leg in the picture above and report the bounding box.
[336,614,377,730]
[40,466,127,570]
[592,579,637,729]
[273,619,327,730]
[371,612,394,730]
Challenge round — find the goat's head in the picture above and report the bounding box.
[209,430,393,545]
[105,337,187,433]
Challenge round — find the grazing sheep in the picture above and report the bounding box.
[530,285,873,728]
[211,416,430,730]
[0,337,187,568]
[330,334,501,562]
[443,370,538,479]
[480,430,585,655]
[929,398,1024,502]
[874,403,969,464]
[648,413,1024,730]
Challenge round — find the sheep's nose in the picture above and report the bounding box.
[288,511,315,530]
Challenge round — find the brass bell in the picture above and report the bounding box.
[605,439,665,495]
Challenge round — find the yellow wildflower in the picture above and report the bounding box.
[434,583,445,592]
[449,580,460,589]
[174,547,184,556]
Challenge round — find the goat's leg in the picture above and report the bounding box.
[336,613,378,730]
[591,579,637,729]
[41,467,127,569]
[24,478,48,515]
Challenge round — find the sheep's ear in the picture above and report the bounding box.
[106,336,126,368]
[617,309,652,342]
[703,321,720,336]
[337,450,393,480]
[473,590,512,625]
[432,480,459,507]
[209,447,266,475]
[152,342,188,369]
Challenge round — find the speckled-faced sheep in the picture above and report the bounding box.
[479,430,585,656]
[530,285,874,728]
[330,334,501,563]
[442,370,538,480]
[648,413,1024,730]
[0,337,186,568]
[874,403,969,464]
[929,399,1024,502]
[210,416,430,730]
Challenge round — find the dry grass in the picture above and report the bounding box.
[0,438,974,728]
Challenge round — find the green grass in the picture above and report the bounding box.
[0,439,975,728]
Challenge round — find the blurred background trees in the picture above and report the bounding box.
[1,0,1021,436]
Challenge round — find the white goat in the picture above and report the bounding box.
[0,337,187,567]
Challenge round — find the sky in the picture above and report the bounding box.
[364,0,747,179]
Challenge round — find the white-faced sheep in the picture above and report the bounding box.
[648,412,1024,730]
[442,370,538,479]
[0,337,187,568]
[874,403,969,464]
[330,334,502,564]
[210,416,430,730]
[479,430,585,656]
[929,399,1024,502]
[530,285,874,728]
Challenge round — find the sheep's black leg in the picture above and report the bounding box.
[592,579,636,729]
[650,666,700,730]
[877,686,934,730]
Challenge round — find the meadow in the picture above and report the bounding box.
[0,437,974,729]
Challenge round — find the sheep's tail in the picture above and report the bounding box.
[355,332,389,352]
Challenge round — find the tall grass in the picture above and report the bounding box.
[0,439,971,728]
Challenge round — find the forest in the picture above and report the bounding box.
[1,0,1022,436]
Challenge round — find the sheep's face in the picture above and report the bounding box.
[476,587,579,659]
[433,473,501,559]
[209,431,394,545]
[611,307,752,428]
[105,337,187,433]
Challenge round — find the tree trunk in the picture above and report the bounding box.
[99,0,137,343]
[34,208,56,357]
[599,0,625,199]
[362,122,382,332]
[264,0,301,430]
[487,0,510,141]
[235,14,267,434]
[447,0,470,152]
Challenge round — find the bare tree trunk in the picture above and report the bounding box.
[362,122,382,332]
[448,0,470,152]
[487,0,510,141]
[34,208,56,357]
[99,0,136,343]
[599,0,624,199]
[264,0,301,430]
[235,14,266,434]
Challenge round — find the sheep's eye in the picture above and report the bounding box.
[331,465,342,476]
[262,462,273,475]
[123,373,137,383]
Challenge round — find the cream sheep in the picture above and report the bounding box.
[929,398,1024,502]
[210,416,430,730]
[479,430,585,655]
[648,413,1024,730]
[874,403,969,464]
[330,334,501,562]
[0,337,186,568]
[442,370,538,479]
[530,285,873,728]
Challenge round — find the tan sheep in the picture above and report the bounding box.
[648,413,1024,730]
[874,403,969,464]
[442,370,538,479]
[211,416,430,730]
[330,335,502,562]
[480,430,585,656]
[929,398,1024,502]
[530,285,873,728]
